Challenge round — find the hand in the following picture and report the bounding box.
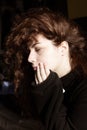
[35,63,50,84]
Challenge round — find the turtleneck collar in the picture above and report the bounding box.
[60,66,85,91]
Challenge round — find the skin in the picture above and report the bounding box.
[28,34,71,84]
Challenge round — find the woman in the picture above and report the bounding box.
[5,8,87,130]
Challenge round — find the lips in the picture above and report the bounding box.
[33,66,37,70]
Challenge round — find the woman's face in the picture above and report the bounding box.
[28,34,70,76]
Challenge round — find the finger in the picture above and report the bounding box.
[36,64,42,84]
[44,64,50,77]
[35,74,38,84]
[39,63,47,81]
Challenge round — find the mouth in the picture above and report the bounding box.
[33,66,37,71]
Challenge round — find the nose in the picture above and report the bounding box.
[28,50,36,63]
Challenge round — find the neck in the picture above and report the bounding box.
[58,65,71,78]
[56,57,71,78]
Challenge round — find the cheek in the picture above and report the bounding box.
[41,58,56,70]
[37,50,58,69]
[36,55,46,64]
[48,60,57,70]
[44,52,59,70]
[37,55,50,67]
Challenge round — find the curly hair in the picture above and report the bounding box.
[5,7,87,92]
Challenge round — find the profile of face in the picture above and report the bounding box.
[28,34,71,77]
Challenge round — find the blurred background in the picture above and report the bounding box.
[0,0,87,93]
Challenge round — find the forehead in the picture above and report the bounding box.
[28,34,44,48]
[28,34,54,49]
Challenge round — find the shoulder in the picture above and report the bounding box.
[72,75,87,102]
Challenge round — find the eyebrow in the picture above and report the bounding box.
[31,42,40,48]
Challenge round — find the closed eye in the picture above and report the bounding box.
[35,48,41,52]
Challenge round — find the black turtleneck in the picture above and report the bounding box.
[31,66,87,130]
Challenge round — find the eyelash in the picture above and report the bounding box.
[35,48,41,52]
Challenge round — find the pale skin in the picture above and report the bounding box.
[35,63,50,84]
[28,34,71,84]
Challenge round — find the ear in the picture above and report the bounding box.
[59,41,69,56]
